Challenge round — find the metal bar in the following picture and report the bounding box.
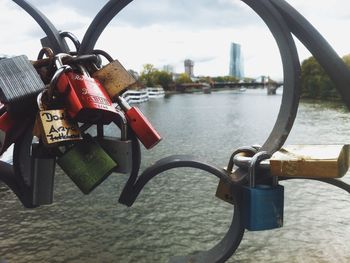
[169,185,244,263]
[120,155,237,206]
[270,0,350,110]
[242,0,301,155]
[79,0,133,54]
[12,0,68,53]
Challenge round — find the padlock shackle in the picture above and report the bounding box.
[227,146,258,173]
[49,64,72,97]
[36,91,45,111]
[234,154,271,171]
[37,47,54,60]
[76,64,91,77]
[54,53,73,69]
[112,110,128,140]
[248,151,271,188]
[116,96,131,111]
[92,49,114,63]
[59,31,81,53]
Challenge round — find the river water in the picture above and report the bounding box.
[1,89,350,263]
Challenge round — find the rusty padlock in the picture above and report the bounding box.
[92,59,136,101]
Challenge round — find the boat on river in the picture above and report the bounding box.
[121,87,165,104]
[121,89,149,104]
[147,87,165,98]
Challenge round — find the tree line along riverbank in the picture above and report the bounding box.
[301,54,350,102]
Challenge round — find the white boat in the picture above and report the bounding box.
[121,89,149,104]
[146,87,165,98]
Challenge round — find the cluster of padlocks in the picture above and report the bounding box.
[0,46,162,206]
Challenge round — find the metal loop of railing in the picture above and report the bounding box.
[1,0,350,262]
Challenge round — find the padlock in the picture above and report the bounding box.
[53,54,117,124]
[0,103,32,155]
[34,91,82,146]
[216,166,248,205]
[216,147,257,204]
[96,111,133,174]
[270,144,350,178]
[242,151,284,231]
[116,96,162,149]
[30,141,56,206]
[92,59,136,101]
[0,55,46,114]
[57,134,117,194]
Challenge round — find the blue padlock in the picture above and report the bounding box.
[242,151,284,231]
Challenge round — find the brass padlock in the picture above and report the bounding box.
[57,134,117,194]
[34,91,82,146]
[215,166,247,205]
[270,144,350,178]
[216,148,257,204]
[96,111,133,174]
[92,59,136,101]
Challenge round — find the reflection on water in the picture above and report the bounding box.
[1,89,350,262]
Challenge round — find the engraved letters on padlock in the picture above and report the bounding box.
[38,109,82,145]
[53,55,117,124]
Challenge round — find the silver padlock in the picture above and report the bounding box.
[96,111,132,174]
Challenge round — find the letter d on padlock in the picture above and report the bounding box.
[242,151,284,231]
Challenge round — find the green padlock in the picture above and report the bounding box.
[57,135,117,194]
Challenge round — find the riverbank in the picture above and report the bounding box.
[300,98,348,111]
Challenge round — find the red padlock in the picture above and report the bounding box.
[117,97,162,149]
[52,54,117,124]
[0,104,32,155]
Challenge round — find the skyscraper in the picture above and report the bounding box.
[184,59,194,77]
[229,43,244,79]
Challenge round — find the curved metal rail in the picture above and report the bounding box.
[119,154,245,263]
[1,0,350,262]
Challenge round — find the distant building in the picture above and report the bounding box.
[163,64,174,73]
[229,43,244,79]
[184,59,194,77]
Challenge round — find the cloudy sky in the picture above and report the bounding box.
[0,0,349,79]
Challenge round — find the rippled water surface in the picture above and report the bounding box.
[1,89,350,262]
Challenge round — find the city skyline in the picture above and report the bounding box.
[0,0,349,80]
